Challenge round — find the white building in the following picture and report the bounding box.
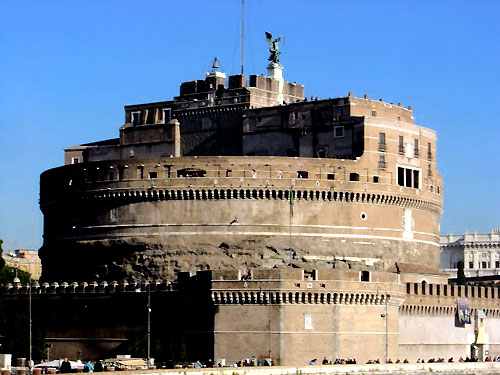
[440,228,500,278]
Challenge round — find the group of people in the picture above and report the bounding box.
[307,356,500,366]
[59,358,104,373]
[233,356,273,367]
[309,357,357,365]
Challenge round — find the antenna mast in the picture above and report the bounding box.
[241,0,245,74]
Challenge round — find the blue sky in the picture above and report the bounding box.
[0,0,498,251]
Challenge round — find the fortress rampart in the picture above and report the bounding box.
[40,155,442,281]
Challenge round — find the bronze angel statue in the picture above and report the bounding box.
[265,31,284,65]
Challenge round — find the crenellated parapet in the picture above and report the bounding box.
[401,282,500,317]
[1,279,174,295]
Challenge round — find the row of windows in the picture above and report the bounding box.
[469,261,500,269]
[378,132,432,160]
[69,165,441,195]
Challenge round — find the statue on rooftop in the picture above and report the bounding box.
[265,31,284,65]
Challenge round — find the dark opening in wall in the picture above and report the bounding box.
[177,168,206,178]
[149,171,158,179]
[398,167,404,186]
[327,173,335,180]
[297,171,308,179]
[287,149,298,157]
[226,169,232,177]
[413,170,419,188]
[373,176,379,183]
[349,173,359,181]
[360,271,370,282]
[131,111,141,126]
[405,169,412,187]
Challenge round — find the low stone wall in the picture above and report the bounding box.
[94,362,500,375]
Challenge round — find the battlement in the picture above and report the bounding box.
[1,280,174,295]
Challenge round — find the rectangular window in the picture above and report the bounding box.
[414,139,419,156]
[379,132,386,144]
[138,166,144,179]
[427,142,432,160]
[327,173,335,180]
[373,176,379,183]
[163,108,172,123]
[405,168,412,187]
[496,261,499,268]
[118,166,124,181]
[378,154,386,169]
[398,167,405,186]
[398,166,420,189]
[131,111,141,126]
[482,261,487,269]
[413,170,419,189]
[149,171,158,179]
[304,315,313,330]
[297,171,309,179]
[378,132,386,151]
[334,126,344,138]
[469,262,474,269]
[71,157,79,164]
[399,136,404,154]
[372,110,377,117]
[428,164,433,177]
[110,208,116,221]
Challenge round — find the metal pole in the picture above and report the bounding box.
[385,292,388,363]
[147,285,151,367]
[29,268,32,374]
[268,293,271,360]
[240,0,245,74]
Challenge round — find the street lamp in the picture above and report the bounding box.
[379,292,388,363]
[147,284,151,368]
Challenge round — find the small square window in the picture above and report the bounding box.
[469,262,474,269]
[327,173,335,180]
[334,126,344,138]
[71,157,79,164]
[149,171,158,179]
[373,176,379,183]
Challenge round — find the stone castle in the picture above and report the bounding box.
[39,61,442,282]
[9,54,497,366]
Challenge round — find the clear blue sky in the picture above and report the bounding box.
[0,0,498,252]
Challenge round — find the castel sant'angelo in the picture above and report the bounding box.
[6,36,499,366]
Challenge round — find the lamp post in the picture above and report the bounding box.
[379,290,388,364]
[147,284,151,368]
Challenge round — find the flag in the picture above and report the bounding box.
[289,188,294,218]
